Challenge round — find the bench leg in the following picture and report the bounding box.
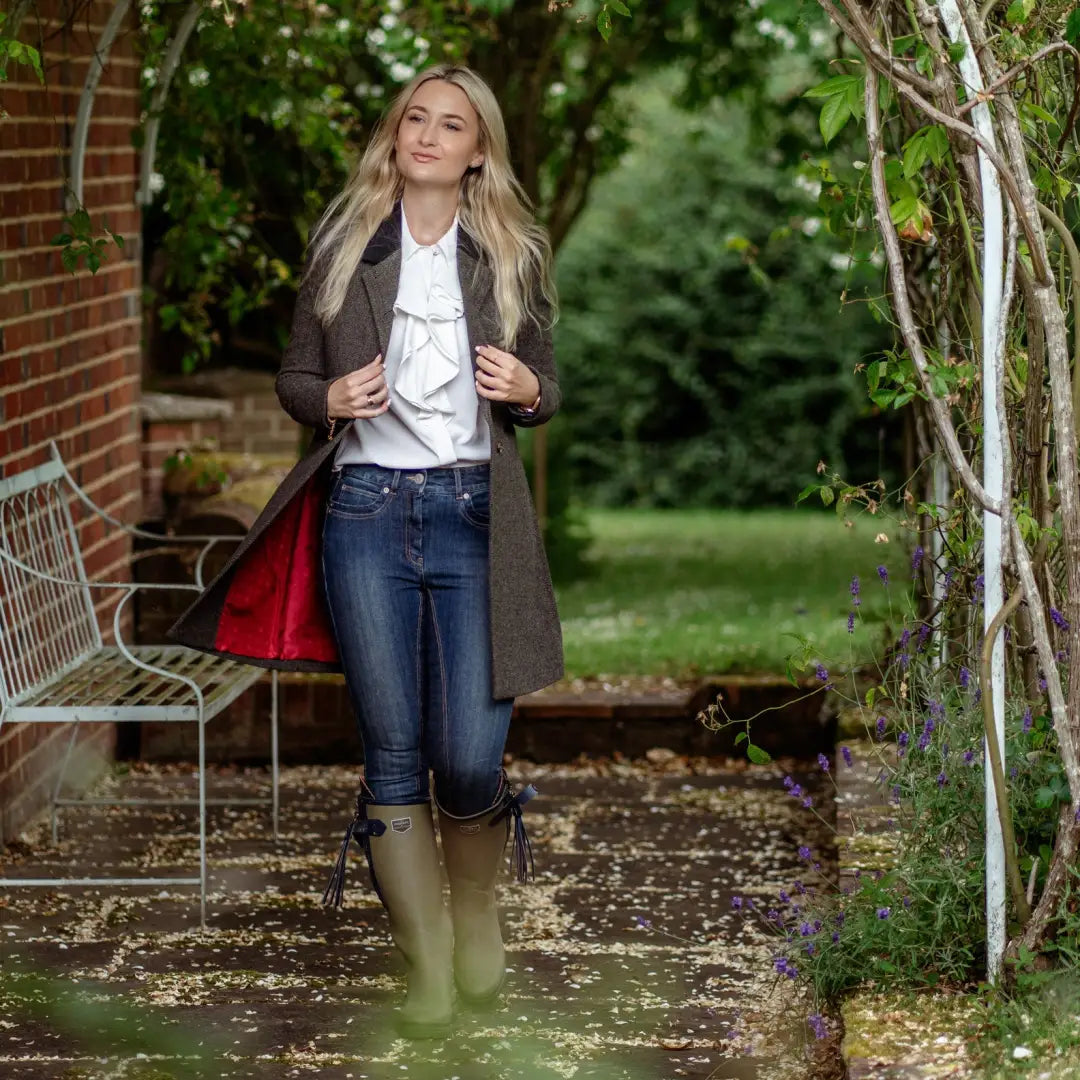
[271,670,280,842]
[51,721,82,845]
[199,698,207,931]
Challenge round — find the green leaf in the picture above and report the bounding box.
[60,246,78,273]
[69,208,92,236]
[796,482,821,504]
[1067,6,1080,47]
[50,232,74,246]
[1023,101,1058,127]
[947,41,966,64]
[819,94,851,145]
[867,359,883,393]
[915,42,934,78]
[1006,0,1035,24]
[893,390,915,408]
[596,8,612,40]
[890,194,923,225]
[87,250,101,274]
[735,731,748,746]
[892,34,917,55]
[819,486,835,507]
[803,74,863,99]
[609,0,631,14]
[902,132,929,178]
[924,125,949,166]
[746,743,772,765]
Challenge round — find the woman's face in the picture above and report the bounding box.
[394,78,484,188]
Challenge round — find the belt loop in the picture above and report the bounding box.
[391,468,401,492]
[453,467,464,495]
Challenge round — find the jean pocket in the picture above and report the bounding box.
[328,474,394,519]
[457,484,490,529]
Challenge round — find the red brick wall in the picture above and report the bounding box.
[0,1,142,842]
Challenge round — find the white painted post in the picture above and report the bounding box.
[937,0,1007,983]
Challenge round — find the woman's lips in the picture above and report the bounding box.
[412,153,437,162]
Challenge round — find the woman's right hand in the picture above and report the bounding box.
[326,353,390,420]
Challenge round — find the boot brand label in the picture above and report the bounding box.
[390,817,413,833]
[459,823,481,834]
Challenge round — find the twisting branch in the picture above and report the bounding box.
[979,586,1030,924]
[864,65,1000,513]
[1035,203,1080,422]
[819,1,1052,285]
[957,42,1080,116]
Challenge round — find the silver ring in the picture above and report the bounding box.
[366,392,375,408]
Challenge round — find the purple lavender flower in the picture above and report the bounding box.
[943,568,954,598]
[1022,707,1033,734]
[785,965,798,979]
[834,911,846,926]
[897,731,910,757]
[877,565,889,586]
[1039,677,1048,692]
[959,667,970,689]
[731,896,743,910]
[841,745,853,768]
[916,622,931,653]
[783,775,794,790]
[808,1013,827,1040]
[929,699,945,720]
[902,895,912,908]
[891,784,901,804]
[801,796,813,808]
[1009,765,1018,779]
[767,909,780,924]
[876,907,891,920]
[634,916,652,928]
[774,956,789,975]
[831,930,840,943]
[815,663,830,685]
[876,715,887,739]
[779,890,790,904]
[937,771,947,787]
[813,919,822,932]
[1057,650,1067,663]
[1075,804,1080,825]
[847,611,856,634]
[794,880,807,895]
[911,546,924,576]
[805,941,815,956]
[850,576,861,607]
[974,574,984,599]
[963,749,975,765]
[798,845,812,860]
[1051,607,1070,632]
[799,920,812,937]
[790,783,803,798]
[817,753,830,773]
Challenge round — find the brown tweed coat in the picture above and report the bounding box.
[166,207,564,699]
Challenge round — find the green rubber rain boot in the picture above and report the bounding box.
[435,773,538,1007]
[367,802,455,1038]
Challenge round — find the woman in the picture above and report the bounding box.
[170,63,563,1040]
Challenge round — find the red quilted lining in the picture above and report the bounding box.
[214,471,339,662]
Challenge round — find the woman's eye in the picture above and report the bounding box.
[445,123,460,131]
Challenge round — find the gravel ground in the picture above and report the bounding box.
[0,753,841,1079]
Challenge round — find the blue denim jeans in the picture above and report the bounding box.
[320,462,512,817]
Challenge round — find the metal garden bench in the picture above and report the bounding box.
[0,440,280,927]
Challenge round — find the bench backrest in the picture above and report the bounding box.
[0,451,101,709]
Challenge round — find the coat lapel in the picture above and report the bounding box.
[357,201,499,366]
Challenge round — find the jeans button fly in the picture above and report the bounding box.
[410,472,425,483]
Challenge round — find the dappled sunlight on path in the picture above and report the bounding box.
[1,756,839,1078]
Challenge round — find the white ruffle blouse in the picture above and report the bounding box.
[333,204,490,470]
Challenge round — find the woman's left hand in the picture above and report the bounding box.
[474,345,541,406]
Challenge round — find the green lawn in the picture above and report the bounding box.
[554,508,911,681]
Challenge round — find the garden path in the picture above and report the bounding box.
[0,753,835,1079]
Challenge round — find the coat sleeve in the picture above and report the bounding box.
[507,293,560,428]
[275,251,337,432]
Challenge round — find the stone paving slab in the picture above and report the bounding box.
[1,755,840,1079]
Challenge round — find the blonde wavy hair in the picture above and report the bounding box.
[309,64,557,348]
